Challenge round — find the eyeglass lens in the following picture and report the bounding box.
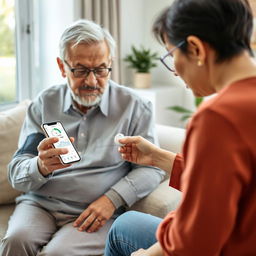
[73,68,110,78]
[163,54,175,72]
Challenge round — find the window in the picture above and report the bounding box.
[0,0,16,105]
[0,0,34,108]
[0,0,81,109]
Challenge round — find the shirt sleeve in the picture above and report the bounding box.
[110,100,165,207]
[8,100,48,192]
[157,109,251,255]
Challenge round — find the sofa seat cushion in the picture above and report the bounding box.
[0,100,31,204]
[0,204,15,239]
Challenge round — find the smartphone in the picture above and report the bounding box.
[41,121,81,164]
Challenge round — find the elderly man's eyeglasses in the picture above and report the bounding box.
[64,60,112,78]
[160,41,185,72]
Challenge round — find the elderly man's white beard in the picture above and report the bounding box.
[70,90,102,107]
[68,83,103,107]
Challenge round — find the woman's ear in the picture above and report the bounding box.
[56,57,66,78]
[186,36,206,66]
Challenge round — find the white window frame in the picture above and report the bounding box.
[15,0,34,102]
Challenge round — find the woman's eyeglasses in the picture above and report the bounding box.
[160,41,185,72]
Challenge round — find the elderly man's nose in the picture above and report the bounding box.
[85,71,97,85]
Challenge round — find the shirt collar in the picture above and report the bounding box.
[63,85,73,113]
[99,81,110,117]
[63,82,110,116]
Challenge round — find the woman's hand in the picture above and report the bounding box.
[118,136,176,173]
[131,242,164,256]
[131,248,148,256]
[118,136,159,167]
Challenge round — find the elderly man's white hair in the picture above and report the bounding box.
[59,19,116,60]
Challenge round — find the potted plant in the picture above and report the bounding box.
[124,45,159,88]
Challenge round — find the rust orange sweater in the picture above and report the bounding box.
[157,78,256,256]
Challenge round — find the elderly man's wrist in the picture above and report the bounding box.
[105,189,125,209]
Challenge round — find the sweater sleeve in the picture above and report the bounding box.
[157,109,250,256]
[169,154,184,191]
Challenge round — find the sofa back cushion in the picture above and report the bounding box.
[0,100,31,204]
[156,124,185,153]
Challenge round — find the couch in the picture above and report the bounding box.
[0,100,185,240]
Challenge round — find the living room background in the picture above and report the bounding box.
[1,0,195,128]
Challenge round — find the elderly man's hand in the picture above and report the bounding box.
[37,137,72,176]
[73,195,116,233]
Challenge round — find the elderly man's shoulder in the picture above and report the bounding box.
[39,84,67,96]
[34,84,68,102]
[109,80,152,107]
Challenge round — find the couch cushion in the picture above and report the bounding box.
[0,100,31,204]
[156,124,185,153]
[0,204,15,239]
[128,179,182,218]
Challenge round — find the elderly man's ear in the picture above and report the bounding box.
[57,57,67,78]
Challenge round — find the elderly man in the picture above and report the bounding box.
[0,20,164,256]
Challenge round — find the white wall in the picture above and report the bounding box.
[34,0,74,91]
[119,0,146,85]
[120,0,195,127]
[120,0,185,88]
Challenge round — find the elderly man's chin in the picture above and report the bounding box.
[72,93,102,107]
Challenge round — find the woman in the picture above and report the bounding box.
[105,0,256,255]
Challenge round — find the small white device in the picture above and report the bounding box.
[41,121,81,164]
[114,133,125,146]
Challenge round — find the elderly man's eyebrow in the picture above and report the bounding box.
[96,62,108,68]
[73,62,108,69]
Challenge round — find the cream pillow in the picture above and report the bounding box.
[0,100,31,204]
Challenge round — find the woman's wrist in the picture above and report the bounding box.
[152,147,176,174]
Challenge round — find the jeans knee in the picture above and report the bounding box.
[108,211,144,243]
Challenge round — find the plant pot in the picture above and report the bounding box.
[134,72,151,89]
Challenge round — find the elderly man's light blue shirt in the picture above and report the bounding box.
[8,80,164,215]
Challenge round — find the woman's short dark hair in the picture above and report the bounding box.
[153,0,254,62]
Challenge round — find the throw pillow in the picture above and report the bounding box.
[0,100,31,204]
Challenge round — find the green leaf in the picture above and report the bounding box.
[180,114,192,121]
[167,106,193,114]
[124,45,159,73]
[195,97,203,107]
[167,97,204,123]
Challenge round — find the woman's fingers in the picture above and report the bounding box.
[118,136,142,145]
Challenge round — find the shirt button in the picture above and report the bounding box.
[83,116,87,121]
[81,132,85,137]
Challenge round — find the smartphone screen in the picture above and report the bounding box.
[41,121,81,164]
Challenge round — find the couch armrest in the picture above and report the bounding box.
[156,124,185,153]
[128,180,182,218]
